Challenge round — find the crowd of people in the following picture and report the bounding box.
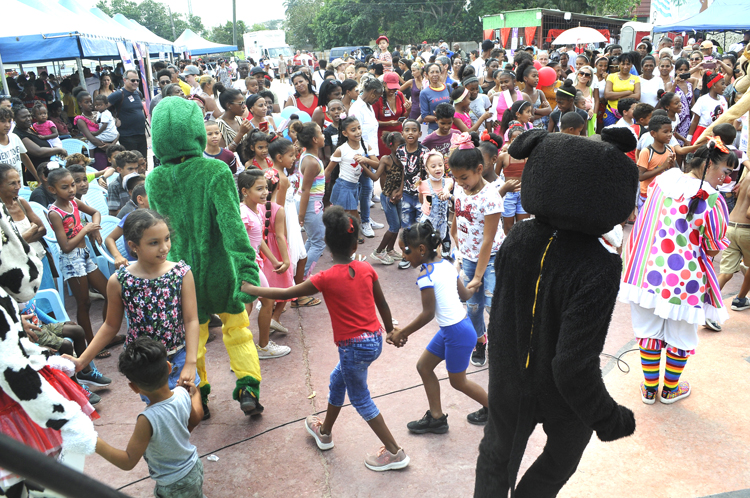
[0,29,748,496]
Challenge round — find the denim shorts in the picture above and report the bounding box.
[502,190,527,218]
[426,316,477,373]
[140,347,201,404]
[60,247,98,280]
[461,257,496,338]
[330,178,360,210]
[380,193,403,234]
[401,191,420,229]
[154,459,203,498]
[328,332,382,421]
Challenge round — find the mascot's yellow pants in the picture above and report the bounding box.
[196,310,262,400]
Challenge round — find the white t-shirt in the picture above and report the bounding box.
[416,259,467,327]
[692,94,728,127]
[0,134,28,182]
[331,141,374,184]
[468,94,491,132]
[453,182,504,262]
[639,76,664,108]
[470,58,485,77]
[232,79,247,94]
[312,69,326,90]
[348,97,379,153]
[97,109,119,143]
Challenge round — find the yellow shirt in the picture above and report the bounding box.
[62,93,80,119]
[606,73,640,109]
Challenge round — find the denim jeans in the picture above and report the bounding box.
[303,199,325,276]
[380,193,402,234]
[461,257,496,339]
[400,191,420,229]
[140,347,201,404]
[328,333,382,421]
[359,174,373,224]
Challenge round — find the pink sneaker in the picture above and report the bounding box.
[304,415,333,450]
[364,446,410,472]
[660,381,691,404]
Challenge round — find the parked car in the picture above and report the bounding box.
[328,46,373,62]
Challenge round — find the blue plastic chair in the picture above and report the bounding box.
[93,215,125,278]
[19,186,31,201]
[60,139,88,157]
[82,189,108,218]
[44,235,68,298]
[28,201,51,234]
[87,182,108,199]
[34,288,70,322]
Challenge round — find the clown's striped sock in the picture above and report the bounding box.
[663,350,688,391]
[639,346,661,392]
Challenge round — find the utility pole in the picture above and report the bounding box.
[168,6,176,39]
[187,0,193,17]
[232,0,237,48]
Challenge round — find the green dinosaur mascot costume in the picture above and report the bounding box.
[145,97,263,416]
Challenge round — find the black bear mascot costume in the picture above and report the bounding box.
[475,128,639,497]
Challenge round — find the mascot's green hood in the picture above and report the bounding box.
[151,97,207,163]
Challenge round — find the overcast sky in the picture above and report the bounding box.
[78,0,286,30]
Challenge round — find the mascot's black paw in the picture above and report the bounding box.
[595,405,636,442]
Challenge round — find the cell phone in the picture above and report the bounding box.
[679,73,690,80]
[259,121,269,132]
[703,56,716,71]
[398,116,406,122]
[426,195,433,204]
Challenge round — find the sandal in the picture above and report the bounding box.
[95,350,111,359]
[106,335,126,348]
[291,296,322,308]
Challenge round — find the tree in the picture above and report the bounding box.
[284,0,322,48]
[208,20,248,50]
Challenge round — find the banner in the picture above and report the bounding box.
[135,42,151,117]
[501,28,511,48]
[117,42,136,71]
[511,28,519,51]
[524,27,537,47]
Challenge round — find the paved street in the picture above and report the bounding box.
[69,199,750,498]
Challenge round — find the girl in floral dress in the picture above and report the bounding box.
[69,210,202,405]
[619,139,734,405]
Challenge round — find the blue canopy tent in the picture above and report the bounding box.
[652,0,750,33]
[174,29,237,55]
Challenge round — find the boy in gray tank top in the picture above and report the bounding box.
[95,337,205,497]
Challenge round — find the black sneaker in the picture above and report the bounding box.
[240,389,264,416]
[471,342,487,367]
[704,318,721,332]
[731,296,750,311]
[407,410,449,434]
[467,406,488,425]
[202,403,211,420]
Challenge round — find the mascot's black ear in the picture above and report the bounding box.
[508,129,548,159]
[601,127,637,153]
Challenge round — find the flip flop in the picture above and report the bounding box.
[105,335,126,348]
[96,350,111,359]
[291,296,321,308]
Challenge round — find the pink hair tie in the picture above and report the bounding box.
[450,132,475,150]
[264,168,279,184]
[424,149,443,162]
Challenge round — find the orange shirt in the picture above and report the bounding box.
[637,144,673,195]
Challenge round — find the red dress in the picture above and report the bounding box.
[373,92,407,157]
[292,94,319,117]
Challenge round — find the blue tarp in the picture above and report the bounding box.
[174,29,237,55]
[653,0,750,33]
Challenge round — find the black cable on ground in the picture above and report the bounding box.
[117,366,489,490]
[600,348,640,374]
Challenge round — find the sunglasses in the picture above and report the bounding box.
[579,72,591,77]
[232,101,246,107]
[129,78,140,83]
[690,58,701,62]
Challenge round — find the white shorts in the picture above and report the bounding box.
[630,302,698,352]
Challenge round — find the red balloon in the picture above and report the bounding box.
[537,66,556,87]
[533,60,542,70]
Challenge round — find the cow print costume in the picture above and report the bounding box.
[0,204,97,495]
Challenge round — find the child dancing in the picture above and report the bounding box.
[242,207,409,472]
[95,337,204,497]
[390,221,490,431]
[620,139,732,404]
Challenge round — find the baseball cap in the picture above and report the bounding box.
[700,40,713,50]
[383,72,400,90]
[123,173,145,191]
[330,58,345,68]
[180,65,200,77]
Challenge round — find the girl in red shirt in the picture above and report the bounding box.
[242,206,409,472]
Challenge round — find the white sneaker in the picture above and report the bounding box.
[270,319,289,334]
[256,341,291,359]
[369,220,384,229]
[386,250,403,261]
[361,222,375,238]
[370,250,394,265]
[369,200,375,208]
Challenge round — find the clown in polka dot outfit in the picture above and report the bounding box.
[619,140,733,405]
